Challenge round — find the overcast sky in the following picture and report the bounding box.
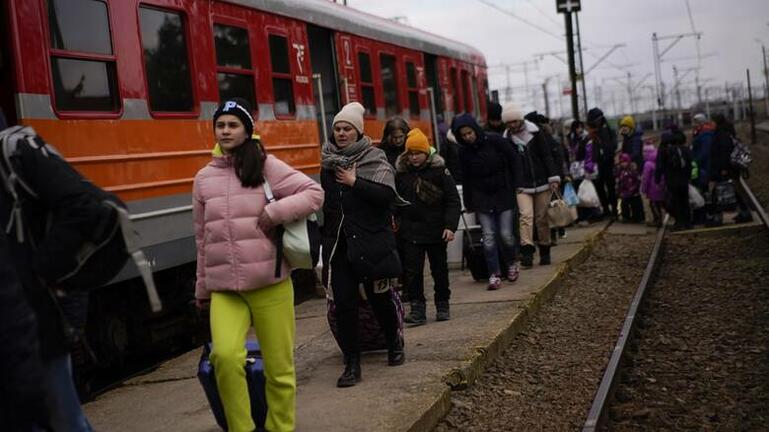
[345,0,769,118]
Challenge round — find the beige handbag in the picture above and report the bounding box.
[547,190,575,228]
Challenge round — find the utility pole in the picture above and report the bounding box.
[542,79,551,118]
[574,11,588,117]
[564,13,579,120]
[556,0,582,121]
[651,31,702,128]
[748,69,756,144]
[762,44,769,117]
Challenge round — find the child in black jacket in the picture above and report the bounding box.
[395,128,461,325]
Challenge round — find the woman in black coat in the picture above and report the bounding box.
[655,129,692,230]
[321,102,405,388]
[453,113,522,290]
[379,117,410,167]
[708,114,753,224]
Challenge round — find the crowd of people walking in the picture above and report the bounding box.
[2,94,755,431]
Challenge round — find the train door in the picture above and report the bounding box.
[0,1,17,126]
[307,25,340,144]
[424,53,443,119]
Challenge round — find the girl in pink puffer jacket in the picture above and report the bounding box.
[640,142,665,227]
[193,98,323,432]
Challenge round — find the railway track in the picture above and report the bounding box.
[583,180,769,431]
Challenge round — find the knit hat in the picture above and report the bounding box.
[586,107,605,127]
[333,102,365,134]
[501,102,523,123]
[693,113,707,124]
[405,128,431,155]
[619,115,635,130]
[488,101,502,121]
[524,111,539,123]
[213,98,255,138]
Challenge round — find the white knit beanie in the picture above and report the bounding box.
[333,102,365,134]
[501,102,523,123]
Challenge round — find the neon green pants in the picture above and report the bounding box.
[210,279,296,432]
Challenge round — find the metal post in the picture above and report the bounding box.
[748,69,756,144]
[763,45,769,117]
[542,80,550,118]
[705,87,711,119]
[427,87,441,152]
[575,12,589,117]
[652,33,662,111]
[564,11,580,121]
[313,74,329,145]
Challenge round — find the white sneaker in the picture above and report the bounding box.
[487,274,502,290]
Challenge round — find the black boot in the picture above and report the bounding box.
[435,301,450,321]
[404,301,427,326]
[539,245,551,265]
[520,245,535,268]
[387,334,405,366]
[336,353,361,387]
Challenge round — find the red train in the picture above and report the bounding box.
[1,0,488,373]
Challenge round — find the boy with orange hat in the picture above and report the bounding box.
[395,128,460,325]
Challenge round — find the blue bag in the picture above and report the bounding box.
[563,182,580,207]
[197,340,267,430]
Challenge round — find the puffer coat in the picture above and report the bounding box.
[395,152,461,244]
[193,153,324,299]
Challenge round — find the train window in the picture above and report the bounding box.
[450,67,460,113]
[139,7,194,112]
[51,58,118,111]
[214,25,251,69]
[268,34,295,116]
[217,74,255,108]
[379,53,399,118]
[358,52,376,116]
[48,0,112,55]
[214,24,256,109]
[405,61,419,118]
[47,0,119,112]
[461,70,472,114]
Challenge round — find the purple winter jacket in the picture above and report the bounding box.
[640,145,665,202]
[193,153,324,299]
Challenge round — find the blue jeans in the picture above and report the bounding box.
[476,209,518,276]
[38,354,93,432]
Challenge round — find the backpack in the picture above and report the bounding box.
[262,179,321,278]
[0,126,161,312]
[730,136,752,172]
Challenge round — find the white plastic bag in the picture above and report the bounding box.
[688,184,705,209]
[577,179,601,208]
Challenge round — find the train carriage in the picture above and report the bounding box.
[0,0,487,372]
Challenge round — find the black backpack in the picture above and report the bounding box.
[0,126,161,312]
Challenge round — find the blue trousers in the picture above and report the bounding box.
[476,209,517,276]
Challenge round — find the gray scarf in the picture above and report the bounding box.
[321,136,409,206]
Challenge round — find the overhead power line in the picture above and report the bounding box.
[475,0,564,41]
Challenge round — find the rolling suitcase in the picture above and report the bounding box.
[197,340,267,430]
[462,225,489,281]
[460,212,505,281]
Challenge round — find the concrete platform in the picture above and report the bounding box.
[84,222,611,432]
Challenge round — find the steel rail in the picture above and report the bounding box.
[582,215,669,432]
[740,177,769,231]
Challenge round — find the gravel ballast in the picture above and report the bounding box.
[436,233,655,431]
[606,229,769,431]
